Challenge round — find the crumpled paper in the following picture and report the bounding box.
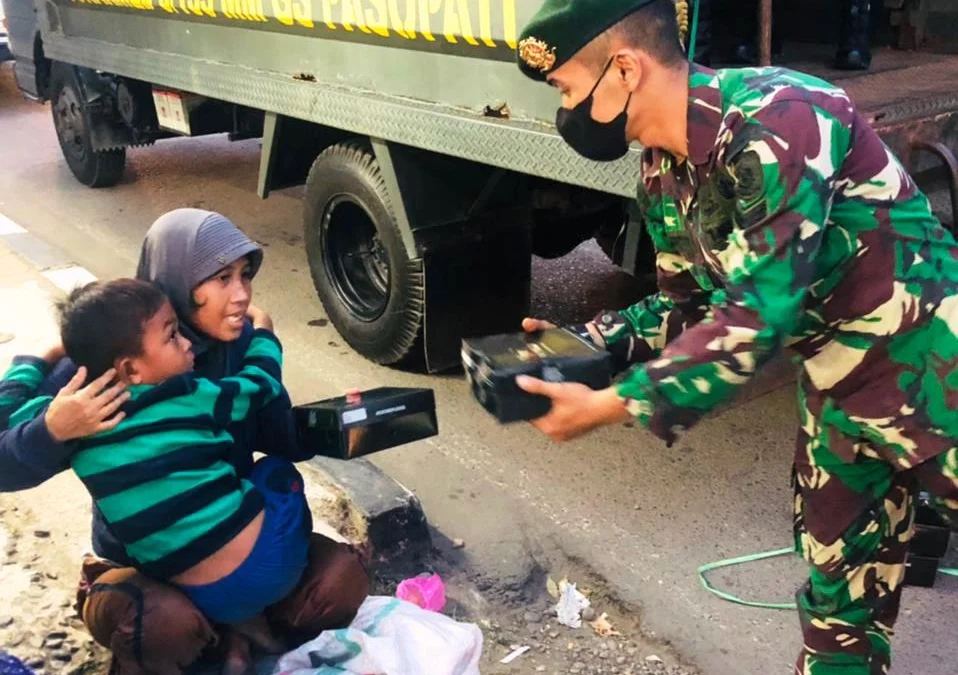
[555,582,591,628]
[589,613,621,637]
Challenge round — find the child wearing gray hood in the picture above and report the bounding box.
[0,209,369,675]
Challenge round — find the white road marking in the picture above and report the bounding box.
[0,213,27,235]
[42,265,99,294]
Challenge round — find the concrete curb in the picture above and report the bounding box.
[0,213,98,296]
[312,457,431,562]
[0,209,430,560]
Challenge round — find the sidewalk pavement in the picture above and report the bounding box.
[0,242,63,365]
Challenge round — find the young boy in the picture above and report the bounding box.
[0,279,311,669]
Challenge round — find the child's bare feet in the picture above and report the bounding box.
[222,631,255,675]
[234,614,287,654]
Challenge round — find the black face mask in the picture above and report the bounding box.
[555,57,633,162]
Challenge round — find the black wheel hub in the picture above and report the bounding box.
[54,86,88,164]
[321,196,391,322]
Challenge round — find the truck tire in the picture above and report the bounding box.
[49,65,126,188]
[303,141,424,366]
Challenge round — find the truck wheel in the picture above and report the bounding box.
[303,142,424,366]
[49,66,126,188]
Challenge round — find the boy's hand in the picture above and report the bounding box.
[246,305,274,332]
[45,367,130,442]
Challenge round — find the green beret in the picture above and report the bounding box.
[517,0,660,81]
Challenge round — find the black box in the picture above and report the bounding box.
[294,387,438,460]
[462,328,613,424]
[904,554,940,588]
[910,505,952,559]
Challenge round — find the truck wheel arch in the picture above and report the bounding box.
[33,32,51,100]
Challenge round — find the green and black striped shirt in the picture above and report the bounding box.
[0,330,284,579]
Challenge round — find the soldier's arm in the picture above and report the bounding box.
[581,194,712,372]
[586,256,712,372]
[614,102,848,444]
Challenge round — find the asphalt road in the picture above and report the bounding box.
[1,63,955,675]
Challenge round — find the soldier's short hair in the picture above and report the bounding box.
[582,0,685,71]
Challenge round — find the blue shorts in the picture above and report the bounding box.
[177,457,312,624]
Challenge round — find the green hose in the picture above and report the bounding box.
[698,547,798,610]
[699,548,958,610]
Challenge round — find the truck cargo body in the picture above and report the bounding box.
[33,0,644,193]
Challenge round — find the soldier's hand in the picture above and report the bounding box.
[515,377,629,442]
[45,367,130,442]
[521,318,556,333]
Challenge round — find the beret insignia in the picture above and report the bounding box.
[518,36,557,74]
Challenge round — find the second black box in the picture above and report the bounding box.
[462,328,613,424]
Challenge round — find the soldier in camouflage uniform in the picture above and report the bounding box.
[514,1,958,673]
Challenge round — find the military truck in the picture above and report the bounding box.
[2,0,957,372]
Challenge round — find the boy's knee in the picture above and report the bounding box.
[795,641,890,675]
[796,582,893,674]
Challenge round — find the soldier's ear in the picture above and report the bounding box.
[612,50,642,91]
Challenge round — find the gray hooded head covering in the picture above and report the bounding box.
[136,209,263,352]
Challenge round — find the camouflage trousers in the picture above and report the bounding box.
[792,396,958,675]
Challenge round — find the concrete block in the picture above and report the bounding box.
[309,457,431,560]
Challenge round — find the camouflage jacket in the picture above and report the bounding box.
[594,65,958,468]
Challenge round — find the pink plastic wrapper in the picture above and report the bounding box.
[396,574,446,612]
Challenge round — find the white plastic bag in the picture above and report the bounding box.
[555,582,590,629]
[272,596,483,675]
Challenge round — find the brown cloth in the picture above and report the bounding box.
[77,534,369,675]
